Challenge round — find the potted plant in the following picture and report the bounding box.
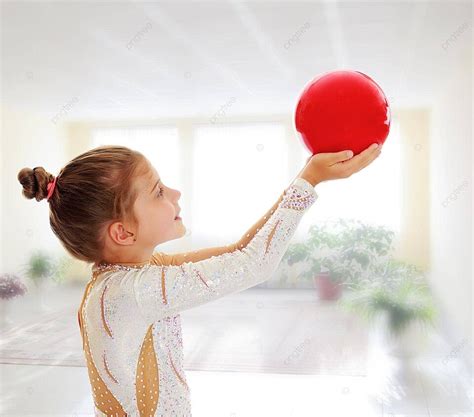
[0,273,28,328]
[282,218,395,300]
[340,258,438,360]
[19,250,56,311]
[52,254,91,286]
[283,225,343,298]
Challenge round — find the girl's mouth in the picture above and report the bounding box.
[175,216,182,221]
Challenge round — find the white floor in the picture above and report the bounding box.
[0,283,472,417]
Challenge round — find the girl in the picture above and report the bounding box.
[17,142,381,417]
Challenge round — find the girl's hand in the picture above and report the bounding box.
[298,143,382,186]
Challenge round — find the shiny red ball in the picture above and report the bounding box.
[294,70,391,156]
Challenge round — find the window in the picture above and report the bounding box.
[91,126,182,191]
[90,120,401,248]
[297,119,402,234]
[192,122,288,243]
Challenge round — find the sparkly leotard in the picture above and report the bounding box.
[77,177,318,416]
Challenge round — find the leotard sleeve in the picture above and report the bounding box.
[119,177,318,324]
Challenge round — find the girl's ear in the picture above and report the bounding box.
[108,222,136,245]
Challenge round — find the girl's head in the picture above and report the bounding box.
[17,145,185,264]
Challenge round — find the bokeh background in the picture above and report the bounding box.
[1,1,471,416]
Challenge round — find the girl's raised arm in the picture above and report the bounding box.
[151,158,321,266]
[151,188,287,266]
[116,176,318,324]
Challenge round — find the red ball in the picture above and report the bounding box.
[294,70,391,156]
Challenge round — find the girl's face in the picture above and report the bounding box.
[133,163,186,247]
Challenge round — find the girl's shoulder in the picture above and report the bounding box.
[91,254,165,274]
[150,251,169,266]
[88,250,186,279]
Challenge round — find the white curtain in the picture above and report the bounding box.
[193,122,288,243]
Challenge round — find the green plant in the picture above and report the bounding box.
[340,258,437,338]
[282,218,396,286]
[21,250,56,288]
[51,254,77,285]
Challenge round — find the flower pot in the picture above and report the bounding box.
[314,272,342,301]
[32,279,51,312]
[386,319,430,359]
[373,311,431,361]
[0,300,13,328]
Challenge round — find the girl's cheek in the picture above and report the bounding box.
[165,200,176,218]
[153,204,174,223]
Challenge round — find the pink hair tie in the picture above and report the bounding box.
[46,176,58,202]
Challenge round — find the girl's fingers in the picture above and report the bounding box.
[354,148,382,173]
[341,143,380,173]
[331,150,354,164]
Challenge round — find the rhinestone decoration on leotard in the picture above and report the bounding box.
[161,267,168,305]
[94,262,150,272]
[280,183,317,211]
[100,283,114,339]
[103,352,119,384]
[265,218,282,255]
[168,348,189,391]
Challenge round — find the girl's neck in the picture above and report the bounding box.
[99,247,155,267]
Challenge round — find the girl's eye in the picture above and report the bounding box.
[157,186,164,198]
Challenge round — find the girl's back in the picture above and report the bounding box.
[79,262,191,416]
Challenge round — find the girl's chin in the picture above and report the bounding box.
[175,220,186,231]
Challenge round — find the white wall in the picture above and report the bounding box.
[0,105,3,272]
[1,105,67,276]
[430,44,472,368]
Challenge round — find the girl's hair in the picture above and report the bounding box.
[17,145,150,264]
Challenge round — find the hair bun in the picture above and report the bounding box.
[17,166,54,202]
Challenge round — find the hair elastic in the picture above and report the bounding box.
[46,176,57,202]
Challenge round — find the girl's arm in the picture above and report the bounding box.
[151,163,315,266]
[119,176,318,324]
[151,189,286,266]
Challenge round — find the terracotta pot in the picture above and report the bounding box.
[314,272,343,300]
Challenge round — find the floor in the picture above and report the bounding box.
[0,282,472,416]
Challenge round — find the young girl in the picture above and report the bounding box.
[18,142,381,417]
